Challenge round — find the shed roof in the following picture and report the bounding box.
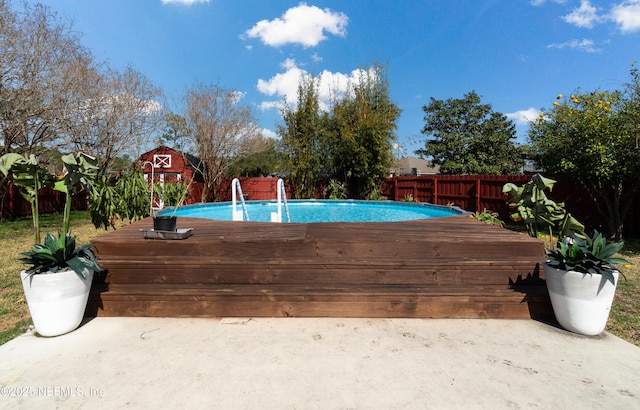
[395,156,439,175]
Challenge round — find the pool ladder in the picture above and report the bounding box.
[231,178,250,221]
[270,178,291,223]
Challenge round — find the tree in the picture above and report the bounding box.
[62,65,164,174]
[0,1,163,177]
[277,63,400,199]
[0,1,93,156]
[330,63,401,199]
[157,113,191,152]
[416,91,521,174]
[528,66,640,240]
[224,139,284,177]
[184,83,266,202]
[278,74,329,199]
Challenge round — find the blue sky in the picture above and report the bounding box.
[35,0,640,154]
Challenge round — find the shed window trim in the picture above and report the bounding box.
[154,154,171,168]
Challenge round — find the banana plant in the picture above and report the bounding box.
[0,153,55,243]
[503,174,584,239]
[54,153,99,236]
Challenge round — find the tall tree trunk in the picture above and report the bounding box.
[200,184,209,203]
[582,178,633,241]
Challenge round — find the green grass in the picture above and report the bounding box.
[606,238,640,345]
[1,212,639,346]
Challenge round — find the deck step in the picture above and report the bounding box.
[88,283,552,319]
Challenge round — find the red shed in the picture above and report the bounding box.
[138,146,205,207]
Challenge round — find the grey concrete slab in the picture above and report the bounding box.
[1,317,639,409]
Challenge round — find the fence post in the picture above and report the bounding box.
[394,179,398,201]
[433,177,438,204]
[476,177,481,212]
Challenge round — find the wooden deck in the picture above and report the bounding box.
[87,215,553,319]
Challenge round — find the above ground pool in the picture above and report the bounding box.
[159,199,464,223]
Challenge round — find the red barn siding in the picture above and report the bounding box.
[139,146,202,205]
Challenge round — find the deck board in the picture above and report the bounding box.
[88,215,552,319]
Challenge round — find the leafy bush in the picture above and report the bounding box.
[157,180,190,207]
[89,169,150,229]
[368,190,387,201]
[117,169,151,221]
[474,209,504,227]
[89,175,119,230]
[323,179,347,200]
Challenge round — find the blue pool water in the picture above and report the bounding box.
[160,200,463,223]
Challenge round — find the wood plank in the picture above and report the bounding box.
[99,259,542,285]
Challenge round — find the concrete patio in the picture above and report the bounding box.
[1,317,639,409]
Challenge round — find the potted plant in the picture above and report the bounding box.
[544,231,631,336]
[0,152,101,337]
[151,179,191,232]
[142,159,194,232]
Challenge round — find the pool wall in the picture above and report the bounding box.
[159,199,467,223]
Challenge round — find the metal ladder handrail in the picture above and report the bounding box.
[270,178,291,223]
[231,178,250,221]
[279,178,291,223]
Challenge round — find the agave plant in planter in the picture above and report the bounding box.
[20,233,101,336]
[544,231,631,336]
[0,152,100,337]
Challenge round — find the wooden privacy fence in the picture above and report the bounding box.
[218,177,293,202]
[1,183,87,220]
[381,175,531,217]
[381,175,640,235]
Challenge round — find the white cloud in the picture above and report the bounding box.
[547,38,600,52]
[244,3,348,48]
[536,0,640,34]
[256,59,372,112]
[161,0,210,5]
[256,59,306,108]
[258,101,284,111]
[230,90,245,104]
[506,108,540,125]
[106,93,163,116]
[610,0,640,33]
[562,0,601,28]
[261,128,278,140]
[141,99,164,116]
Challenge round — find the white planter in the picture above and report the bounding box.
[21,269,94,337]
[544,262,618,336]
